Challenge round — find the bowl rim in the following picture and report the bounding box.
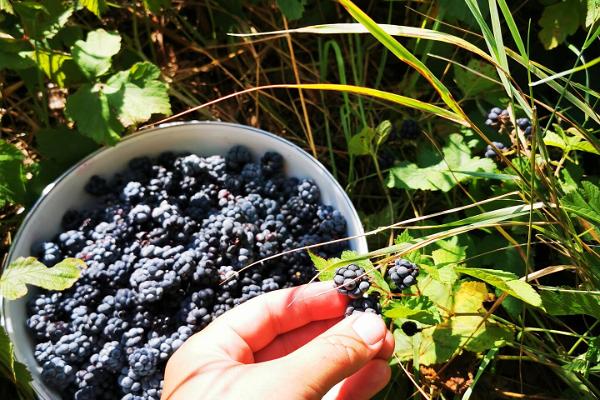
[0,120,368,394]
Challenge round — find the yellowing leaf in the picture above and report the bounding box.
[456,267,542,307]
[0,257,83,300]
[79,0,107,17]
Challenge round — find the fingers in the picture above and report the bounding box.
[209,281,348,353]
[259,312,389,399]
[254,318,341,362]
[325,359,392,400]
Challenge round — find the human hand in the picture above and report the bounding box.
[162,281,395,400]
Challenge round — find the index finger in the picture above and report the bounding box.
[208,281,348,354]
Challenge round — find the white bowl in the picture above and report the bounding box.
[1,121,367,399]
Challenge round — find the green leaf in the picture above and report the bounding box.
[384,295,441,324]
[0,326,34,399]
[394,282,512,365]
[308,251,339,281]
[143,0,170,13]
[387,133,495,192]
[538,0,582,50]
[105,62,171,127]
[0,257,83,300]
[564,337,600,374]
[456,267,542,307]
[562,181,600,227]
[23,49,72,86]
[276,0,306,20]
[36,126,99,164]
[348,126,374,156]
[72,29,121,80]
[544,129,600,155]
[0,49,35,70]
[0,139,27,207]
[540,288,600,319]
[0,0,13,14]
[13,0,73,40]
[79,0,107,17]
[454,58,498,96]
[439,0,489,29]
[65,83,123,145]
[374,120,392,147]
[586,0,600,26]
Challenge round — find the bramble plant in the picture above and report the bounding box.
[1,0,600,398]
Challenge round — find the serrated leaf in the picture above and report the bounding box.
[348,126,374,156]
[276,0,306,20]
[454,58,498,96]
[72,29,121,80]
[387,133,495,192]
[587,0,600,26]
[540,288,600,319]
[456,267,542,307]
[65,83,123,145]
[421,264,459,285]
[538,0,582,50]
[544,130,600,155]
[105,62,171,127]
[0,325,34,399]
[0,257,83,300]
[308,251,339,281]
[564,337,600,374]
[79,0,107,17]
[562,181,600,227]
[385,296,441,324]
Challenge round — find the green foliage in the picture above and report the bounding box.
[0,257,84,300]
[538,0,588,49]
[0,140,27,208]
[72,29,121,80]
[348,120,391,157]
[0,327,33,400]
[384,296,442,325]
[544,126,600,155]
[387,133,495,192]
[541,288,600,319]
[79,0,107,17]
[562,181,600,227]
[276,0,307,21]
[454,58,498,97]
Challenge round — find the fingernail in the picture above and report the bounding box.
[352,312,385,345]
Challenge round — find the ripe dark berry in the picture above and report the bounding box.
[484,141,506,158]
[333,264,371,299]
[41,357,75,390]
[260,151,284,176]
[401,321,420,336]
[485,106,510,130]
[128,347,160,377]
[345,293,381,316]
[387,259,419,292]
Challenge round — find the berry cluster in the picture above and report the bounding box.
[484,141,507,158]
[485,106,532,137]
[333,264,370,299]
[386,258,419,293]
[333,264,379,316]
[27,146,348,399]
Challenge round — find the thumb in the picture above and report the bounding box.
[267,312,388,399]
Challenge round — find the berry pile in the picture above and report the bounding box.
[387,258,419,293]
[27,146,349,399]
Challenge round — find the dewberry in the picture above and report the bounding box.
[333,264,371,298]
[345,293,382,316]
[485,141,506,158]
[387,259,419,292]
[401,321,420,337]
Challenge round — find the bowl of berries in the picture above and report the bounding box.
[1,121,367,399]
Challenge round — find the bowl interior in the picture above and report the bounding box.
[2,121,367,399]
